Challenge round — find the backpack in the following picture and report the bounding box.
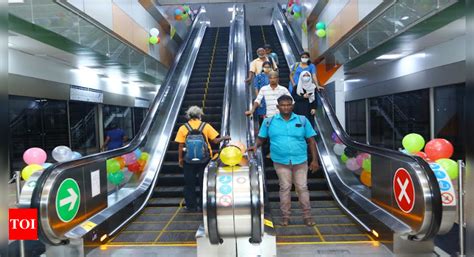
[265,115,306,128]
[184,122,210,164]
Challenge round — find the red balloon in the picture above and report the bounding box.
[415,151,430,161]
[128,162,141,173]
[425,139,453,161]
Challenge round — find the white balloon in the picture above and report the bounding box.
[52,146,73,162]
[149,28,159,36]
[333,144,346,156]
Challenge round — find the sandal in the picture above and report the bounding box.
[304,217,315,226]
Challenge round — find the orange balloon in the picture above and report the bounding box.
[137,159,146,171]
[229,141,246,154]
[360,170,371,187]
[115,157,126,169]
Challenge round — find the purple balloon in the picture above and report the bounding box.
[123,152,137,165]
[356,153,370,166]
[331,132,342,144]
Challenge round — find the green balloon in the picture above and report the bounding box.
[149,36,158,44]
[362,158,371,172]
[341,153,348,163]
[316,29,326,38]
[140,152,149,161]
[183,5,190,13]
[293,12,301,19]
[436,158,458,180]
[106,159,120,173]
[181,13,189,20]
[316,22,326,30]
[402,133,425,153]
[108,171,124,185]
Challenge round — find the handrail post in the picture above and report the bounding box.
[458,160,465,257]
[14,171,26,257]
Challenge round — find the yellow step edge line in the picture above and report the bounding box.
[202,27,220,109]
[312,225,326,242]
[153,199,185,243]
[260,26,267,44]
[103,243,197,247]
[121,230,198,233]
[276,241,377,246]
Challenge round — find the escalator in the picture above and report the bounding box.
[106,27,230,245]
[249,25,372,244]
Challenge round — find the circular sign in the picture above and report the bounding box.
[441,192,454,205]
[393,168,415,213]
[56,178,80,223]
[218,195,232,207]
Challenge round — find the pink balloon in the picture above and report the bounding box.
[346,158,360,171]
[356,153,370,167]
[122,152,137,165]
[23,147,47,165]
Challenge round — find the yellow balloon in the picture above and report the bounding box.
[220,146,243,166]
[21,164,43,180]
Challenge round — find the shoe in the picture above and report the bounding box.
[304,217,315,226]
[279,218,289,226]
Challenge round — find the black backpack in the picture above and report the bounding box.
[184,122,210,164]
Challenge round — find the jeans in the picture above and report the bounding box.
[274,162,312,219]
[183,162,207,210]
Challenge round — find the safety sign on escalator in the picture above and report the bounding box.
[429,162,456,207]
[393,168,415,213]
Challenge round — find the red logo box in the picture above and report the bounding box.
[9,208,38,240]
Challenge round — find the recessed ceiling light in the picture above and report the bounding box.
[400,16,410,21]
[344,79,362,83]
[227,7,234,12]
[376,53,404,60]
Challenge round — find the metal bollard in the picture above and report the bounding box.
[14,171,26,257]
[457,160,465,257]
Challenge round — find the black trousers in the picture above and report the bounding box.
[182,162,207,210]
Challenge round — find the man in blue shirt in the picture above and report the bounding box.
[248,95,319,226]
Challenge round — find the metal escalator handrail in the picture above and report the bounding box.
[30,7,207,245]
[274,4,304,56]
[272,10,443,240]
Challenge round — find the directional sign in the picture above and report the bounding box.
[56,178,80,223]
[393,168,415,213]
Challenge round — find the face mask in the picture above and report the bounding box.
[302,76,311,83]
[301,57,309,63]
[263,67,271,73]
[258,54,266,58]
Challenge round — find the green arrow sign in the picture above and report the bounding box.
[56,178,80,223]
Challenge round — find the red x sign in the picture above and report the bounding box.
[393,168,415,213]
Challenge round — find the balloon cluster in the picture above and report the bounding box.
[106,148,149,185]
[287,0,302,19]
[331,132,372,187]
[315,22,326,38]
[220,142,245,167]
[149,28,160,45]
[174,5,191,21]
[401,133,458,179]
[21,146,82,181]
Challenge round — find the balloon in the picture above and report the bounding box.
[175,15,182,21]
[356,153,370,166]
[21,164,43,181]
[344,147,357,158]
[52,146,73,162]
[23,147,47,165]
[425,139,454,161]
[115,157,126,169]
[71,151,82,160]
[360,170,372,187]
[106,159,121,173]
[128,162,141,173]
[436,158,458,180]
[149,28,159,36]
[42,162,53,169]
[137,159,147,171]
[181,13,189,20]
[316,29,326,38]
[331,132,342,144]
[108,171,124,185]
[402,133,425,153]
[346,158,360,171]
[183,5,190,13]
[333,144,346,156]
[362,158,371,172]
[123,152,137,165]
[341,153,348,163]
[174,8,183,15]
[149,36,159,44]
[229,141,246,154]
[415,151,429,160]
[316,22,326,30]
[139,152,149,161]
[293,12,301,19]
[134,148,142,159]
[292,5,301,13]
[220,146,243,166]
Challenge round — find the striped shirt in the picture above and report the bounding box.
[254,84,292,117]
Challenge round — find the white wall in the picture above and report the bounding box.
[325,66,346,128]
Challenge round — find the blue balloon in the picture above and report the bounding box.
[175,9,183,15]
[293,5,301,13]
[42,163,53,169]
[134,148,142,158]
[71,151,82,160]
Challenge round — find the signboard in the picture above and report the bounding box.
[70,85,103,103]
[56,178,80,223]
[393,168,415,213]
[429,162,456,206]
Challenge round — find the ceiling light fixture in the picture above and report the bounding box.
[227,7,234,12]
[344,79,362,83]
[400,16,410,21]
[376,53,404,60]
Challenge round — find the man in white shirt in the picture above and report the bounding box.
[245,48,278,85]
[245,71,292,118]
